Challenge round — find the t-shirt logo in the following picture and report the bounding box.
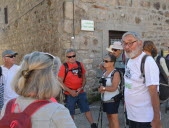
[71,67,79,75]
[125,67,131,79]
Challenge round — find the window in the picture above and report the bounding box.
[109,31,126,45]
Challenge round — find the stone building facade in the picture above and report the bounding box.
[0,0,169,97]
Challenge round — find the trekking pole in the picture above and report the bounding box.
[97,98,103,128]
[100,101,103,128]
[97,101,102,128]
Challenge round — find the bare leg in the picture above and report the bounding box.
[71,115,74,120]
[107,113,120,128]
[85,111,94,124]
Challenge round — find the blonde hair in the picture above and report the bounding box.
[13,51,61,100]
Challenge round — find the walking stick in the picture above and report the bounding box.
[97,96,103,128]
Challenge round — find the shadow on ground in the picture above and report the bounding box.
[74,101,169,128]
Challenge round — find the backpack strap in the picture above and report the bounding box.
[155,55,168,84]
[63,61,82,82]
[156,55,161,65]
[122,51,126,64]
[23,100,50,116]
[140,54,150,83]
[111,69,123,92]
[0,66,2,76]
[76,61,82,78]
[4,99,16,115]
[63,63,69,82]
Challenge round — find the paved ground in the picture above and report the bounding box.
[74,101,169,128]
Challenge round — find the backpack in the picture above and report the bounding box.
[110,69,124,101]
[63,61,82,82]
[139,55,169,103]
[58,61,82,104]
[0,99,50,128]
[164,54,169,70]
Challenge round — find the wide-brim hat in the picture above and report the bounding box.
[106,41,123,53]
[2,50,18,57]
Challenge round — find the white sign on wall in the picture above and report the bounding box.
[81,20,94,31]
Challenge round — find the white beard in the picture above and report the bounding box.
[125,45,142,58]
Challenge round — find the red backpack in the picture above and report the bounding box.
[0,99,50,128]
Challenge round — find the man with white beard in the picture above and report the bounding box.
[122,32,161,128]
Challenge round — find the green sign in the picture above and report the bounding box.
[81,20,94,31]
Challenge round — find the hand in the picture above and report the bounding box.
[98,86,105,93]
[76,87,83,94]
[69,90,78,97]
[151,119,162,128]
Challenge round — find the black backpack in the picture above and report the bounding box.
[63,61,82,82]
[110,69,124,101]
[140,55,169,103]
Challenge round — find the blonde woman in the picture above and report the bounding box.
[0,51,76,128]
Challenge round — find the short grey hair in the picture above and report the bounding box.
[65,48,76,56]
[12,51,61,99]
[122,32,143,42]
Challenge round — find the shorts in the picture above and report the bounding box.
[129,120,151,128]
[65,92,90,115]
[103,101,120,114]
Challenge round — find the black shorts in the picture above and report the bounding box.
[103,101,120,114]
[129,120,151,128]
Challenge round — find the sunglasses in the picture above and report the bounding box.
[5,55,16,58]
[103,60,113,63]
[67,55,76,58]
[111,49,118,52]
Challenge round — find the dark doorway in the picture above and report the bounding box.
[109,31,126,45]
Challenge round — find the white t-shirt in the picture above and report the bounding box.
[124,52,159,122]
[102,70,119,101]
[1,65,20,105]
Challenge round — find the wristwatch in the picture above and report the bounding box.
[102,87,106,91]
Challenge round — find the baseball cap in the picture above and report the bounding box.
[2,50,18,57]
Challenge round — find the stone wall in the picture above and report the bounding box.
[0,0,169,94]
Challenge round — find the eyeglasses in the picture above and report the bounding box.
[111,49,118,52]
[103,60,113,63]
[122,40,137,47]
[67,55,76,58]
[5,55,16,58]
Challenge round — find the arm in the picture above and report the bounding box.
[148,85,162,128]
[58,77,77,97]
[145,57,162,128]
[98,71,120,93]
[99,62,106,72]
[76,74,86,94]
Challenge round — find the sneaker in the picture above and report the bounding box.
[91,123,97,128]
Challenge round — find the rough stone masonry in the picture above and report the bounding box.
[0,0,169,97]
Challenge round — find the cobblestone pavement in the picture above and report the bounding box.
[74,101,169,128]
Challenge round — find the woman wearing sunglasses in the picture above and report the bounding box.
[98,54,121,128]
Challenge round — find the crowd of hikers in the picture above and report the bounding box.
[0,31,168,128]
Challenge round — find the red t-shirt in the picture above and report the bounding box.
[58,62,86,94]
